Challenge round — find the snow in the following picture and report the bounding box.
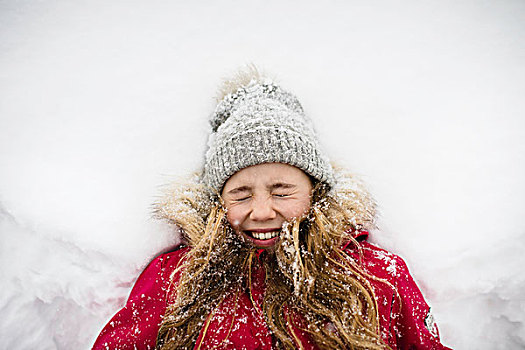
[1,0,524,349]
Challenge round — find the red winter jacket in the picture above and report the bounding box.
[93,233,452,349]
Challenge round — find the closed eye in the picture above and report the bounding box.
[273,193,292,198]
[234,196,251,201]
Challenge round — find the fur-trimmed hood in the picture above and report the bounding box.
[153,165,376,240]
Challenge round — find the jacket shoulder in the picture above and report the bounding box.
[150,245,190,270]
[92,246,190,350]
[349,242,452,349]
[350,241,409,283]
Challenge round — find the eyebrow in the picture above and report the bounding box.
[226,186,251,194]
[269,183,296,190]
[226,183,296,195]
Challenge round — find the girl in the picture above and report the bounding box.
[93,68,451,350]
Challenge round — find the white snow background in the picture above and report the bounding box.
[1,1,524,349]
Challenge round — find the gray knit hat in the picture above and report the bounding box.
[203,77,334,193]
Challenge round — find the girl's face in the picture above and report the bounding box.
[221,163,313,249]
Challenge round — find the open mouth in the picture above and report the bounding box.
[246,230,280,240]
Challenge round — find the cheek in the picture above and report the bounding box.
[282,198,312,219]
[226,208,243,229]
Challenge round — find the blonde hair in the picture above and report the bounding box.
[153,168,390,349]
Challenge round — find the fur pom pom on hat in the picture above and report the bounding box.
[203,70,334,193]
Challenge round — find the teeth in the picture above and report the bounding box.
[251,231,279,240]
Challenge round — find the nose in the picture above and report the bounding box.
[249,197,276,221]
